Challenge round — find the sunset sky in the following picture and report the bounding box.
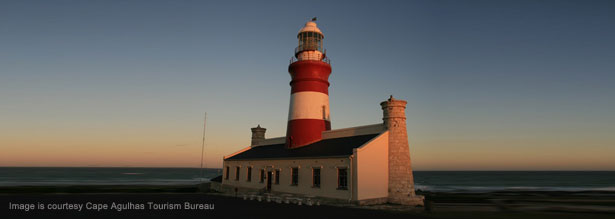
[1,0,613,170]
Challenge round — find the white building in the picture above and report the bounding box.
[219,20,423,206]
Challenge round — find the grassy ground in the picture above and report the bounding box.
[412,190,615,219]
[1,184,614,218]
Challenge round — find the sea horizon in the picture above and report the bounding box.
[1,166,614,171]
[1,167,613,193]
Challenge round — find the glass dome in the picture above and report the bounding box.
[295,31,324,55]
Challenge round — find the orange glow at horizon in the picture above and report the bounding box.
[2,124,614,170]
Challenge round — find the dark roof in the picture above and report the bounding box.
[224,133,380,161]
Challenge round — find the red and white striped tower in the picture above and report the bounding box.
[286,20,332,149]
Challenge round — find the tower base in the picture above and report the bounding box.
[388,195,425,206]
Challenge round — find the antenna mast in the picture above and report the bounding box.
[200,112,207,182]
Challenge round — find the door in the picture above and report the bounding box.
[266,171,272,191]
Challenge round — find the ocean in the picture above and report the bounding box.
[1,168,613,192]
[0,167,221,186]
[413,171,615,192]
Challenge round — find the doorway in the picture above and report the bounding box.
[266,171,272,191]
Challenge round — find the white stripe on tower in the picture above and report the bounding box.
[288,91,330,121]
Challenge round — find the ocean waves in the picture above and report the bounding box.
[0,167,221,186]
[415,184,615,192]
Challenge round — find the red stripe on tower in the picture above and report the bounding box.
[286,20,332,149]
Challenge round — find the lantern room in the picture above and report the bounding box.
[295,21,326,61]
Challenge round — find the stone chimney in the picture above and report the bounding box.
[251,125,266,146]
[380,95,424,206]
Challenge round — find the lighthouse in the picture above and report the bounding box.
[285,20,332,149]
[220,20,424,206]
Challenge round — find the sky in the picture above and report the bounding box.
[1,0,613,170]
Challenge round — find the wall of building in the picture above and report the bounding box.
[222,157,351,200]
[322,123,384,139]
[254,137,285,147]
[354,131,389,201]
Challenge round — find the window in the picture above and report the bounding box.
[275,169,280,184]
[260,169,265,183]
[225,166,229,180]
[337,168,348,190]
[291,167,299,186]
[312,168,321,188]
[247,167,252,182]
[235,166,240,181]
